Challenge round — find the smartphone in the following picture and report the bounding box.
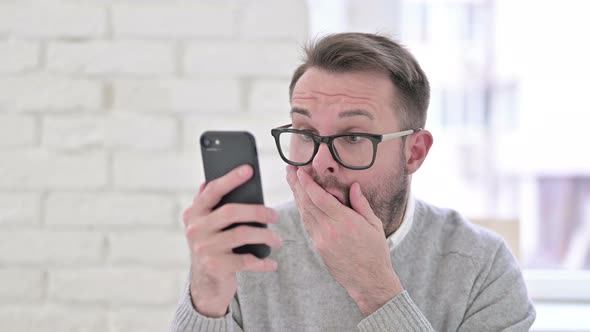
[199,131,270,259]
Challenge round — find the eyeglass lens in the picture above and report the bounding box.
[277,132,374,167]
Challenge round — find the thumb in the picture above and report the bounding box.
[350,182,380,228]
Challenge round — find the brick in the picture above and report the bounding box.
[109,308,172,332]
[113,79,240,112]
[0,114,36,147]
[113,152,202,191]
[48,268,184,305]
[0,3,106,38]
[47,41,174,76]
[107,231,188,266]
[0,39,38,73]
[0,75,102,111]
[0,305,107,332]
[182,113,289,154]
[45,192,176,227]
[42,113,179,151]
[0,230,103,265]
[0,151,108,189]
[240,0,308,40]
[106,112,179,150]
[112,3,237,38]
[42,116,104,151]
[185,41,301,77]
[0,268,43,302]
[249,79,291,112]
[0,193,40,226]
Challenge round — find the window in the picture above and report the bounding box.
[307,0,590,329]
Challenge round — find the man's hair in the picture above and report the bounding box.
[289,32,430,129]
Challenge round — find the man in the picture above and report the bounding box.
[171,33,535,331]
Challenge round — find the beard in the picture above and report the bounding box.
[309,149,409,237]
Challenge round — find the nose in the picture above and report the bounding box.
[311,142,338,174]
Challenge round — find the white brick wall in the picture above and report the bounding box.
[184,41,301,77]
[48,268,183,305]
[0,305,108,332]
[112,4,238,38]
[0,4,106,38]
[45,192,176,227]
[0,1,308,330]
[0,268,44,301]
[0,193,40,226]
[0,40,38,73]
[47,41,175,76]
[0,151,108,189]
[113,79,241,112]
[0,75,102,111]
[0,230,103,265]
[0,114,37,147]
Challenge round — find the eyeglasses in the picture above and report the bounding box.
[271,124,422,170]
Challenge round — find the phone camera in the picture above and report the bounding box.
[201,136,212,147]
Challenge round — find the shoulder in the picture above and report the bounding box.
[411,199,512,266]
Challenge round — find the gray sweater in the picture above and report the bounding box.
[171,199,535,331]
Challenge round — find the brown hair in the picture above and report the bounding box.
[289,33,430,129]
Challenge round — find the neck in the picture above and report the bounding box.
[383,193,409,238]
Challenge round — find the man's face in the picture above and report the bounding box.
[290,67,410,232]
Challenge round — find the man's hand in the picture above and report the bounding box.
[183,164,282,318]
[286,165,404,317]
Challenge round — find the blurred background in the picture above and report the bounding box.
[0,0,588,331]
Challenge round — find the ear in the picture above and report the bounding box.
[404,129,433,175]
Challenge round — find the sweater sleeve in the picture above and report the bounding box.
[457,241,536,331]
[357,291,435,332]
[169,280,244,332]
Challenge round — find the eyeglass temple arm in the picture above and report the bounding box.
[382,128,422,141]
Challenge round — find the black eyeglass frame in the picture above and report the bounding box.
[271,124,422,170]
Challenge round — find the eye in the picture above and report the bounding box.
[345,135,363,144]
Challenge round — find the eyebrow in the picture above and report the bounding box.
[290,107,375,120]
[290,107,310,117]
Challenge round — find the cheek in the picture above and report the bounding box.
[374,143,404,169]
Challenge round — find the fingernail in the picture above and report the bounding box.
[238,165,250,176]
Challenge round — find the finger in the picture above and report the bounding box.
[184,182,213,226]
[285,165,298,195]
[296,168,348,220]
[194,164,253,214]
[183,207,192,227]
[199,253,278,275]
[285,165,305,211]
[285,166,322,231]
[229,254,278,273]
[185,205,278,242]
[198,182,207,194]
[350,182,381,228]
[206,204,278,232]
[207,225,282,253]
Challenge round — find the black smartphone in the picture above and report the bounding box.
[199,131,270,259]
